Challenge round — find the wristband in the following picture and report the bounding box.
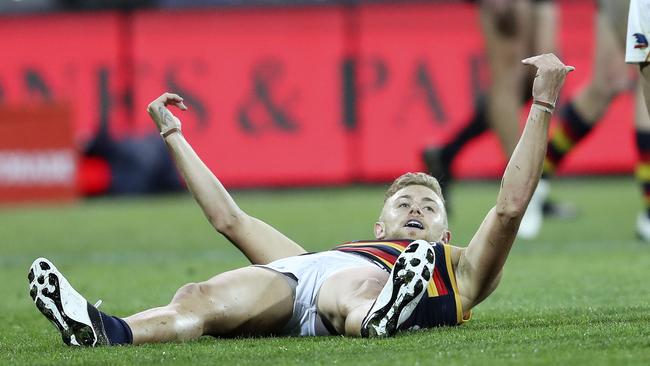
[532,100,555,114]
[161,127,181,139]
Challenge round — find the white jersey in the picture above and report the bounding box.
[626,0,650,63]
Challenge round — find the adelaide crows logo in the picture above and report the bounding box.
[633,33,649,49]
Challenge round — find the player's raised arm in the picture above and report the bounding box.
[456,54,574,309]
[146,93,307,264]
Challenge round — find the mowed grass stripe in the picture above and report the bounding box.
[1,177,649,365]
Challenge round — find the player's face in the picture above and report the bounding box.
[376,185,449,243]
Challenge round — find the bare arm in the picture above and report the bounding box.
[146,93,306,264]
[456,54,574,310]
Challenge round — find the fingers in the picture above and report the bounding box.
[521,55,542,65]
[161,93,188,111]
[521,54,575,73]
[147,92,188,113]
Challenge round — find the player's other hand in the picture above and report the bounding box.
[146,92,188,134]
[522,53,574,107]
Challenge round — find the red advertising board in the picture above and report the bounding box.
[0,2,639,195]
[357,1,637,180]
[0,104,77,202]
[356,2,486,181]
[0,12,128,142]
[131,7,350,187]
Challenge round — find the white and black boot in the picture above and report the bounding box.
[361,240,435,337]
[28,258,109,347]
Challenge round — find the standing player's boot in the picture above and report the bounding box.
[28,258,109,346]
[636,213,650,242]
[422,147,452,212]
[360,240,435,337]
[518,179,550,239]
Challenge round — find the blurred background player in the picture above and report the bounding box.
[520,0,650,240]
[422,0,559,216]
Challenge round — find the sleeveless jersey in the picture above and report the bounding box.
[333,239,469,328]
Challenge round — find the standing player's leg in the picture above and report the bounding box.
[480,0,532,157]
[625,0,650,240]
[544,2,630,176]
[422,96,488,209]
[29,258,294,346]
[519,1,631,239]
[422,0,533,210]
[634,63,650,240]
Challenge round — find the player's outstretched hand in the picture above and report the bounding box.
[146,92,188,134]
[522,54,574,107]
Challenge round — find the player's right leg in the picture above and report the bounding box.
[359,240,435,337]
[29,258,110,346]
[29,258,294,346]
[125,266,293,344]
[318,240,435,337]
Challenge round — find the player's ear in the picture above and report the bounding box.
[374,222,386,239]
[442,230,451,244]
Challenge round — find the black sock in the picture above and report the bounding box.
[635,131,650,219]
[544,101,594,177]
[99,312,133,345]
[441,95,488,163]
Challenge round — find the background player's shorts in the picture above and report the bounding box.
[625,0,650,63]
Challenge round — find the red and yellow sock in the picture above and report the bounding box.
[543,102,594,178]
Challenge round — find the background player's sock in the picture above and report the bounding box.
[422,96,488,214]
[635,130,650,219]
[543,101,594,178]
[99,312,133,345]
[439,95,488,164]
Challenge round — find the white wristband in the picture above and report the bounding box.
[161,127,181,139]
[532,103,554,114]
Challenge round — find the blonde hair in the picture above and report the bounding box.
[384,172,445,203]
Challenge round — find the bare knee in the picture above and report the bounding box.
[355,278,383,299]
[171,282,205,305]
[158,283,212,340]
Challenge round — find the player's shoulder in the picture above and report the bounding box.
[445,244,464,268]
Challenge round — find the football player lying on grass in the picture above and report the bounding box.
[29,54,573,346]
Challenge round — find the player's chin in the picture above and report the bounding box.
[402,228,429,241]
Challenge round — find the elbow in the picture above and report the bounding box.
[497,179,538,221]
[495,197,527,222]
[210,210,247,235]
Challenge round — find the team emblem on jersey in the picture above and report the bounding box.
[633,33,649,49]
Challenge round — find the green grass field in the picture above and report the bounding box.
[1,177,649,365]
